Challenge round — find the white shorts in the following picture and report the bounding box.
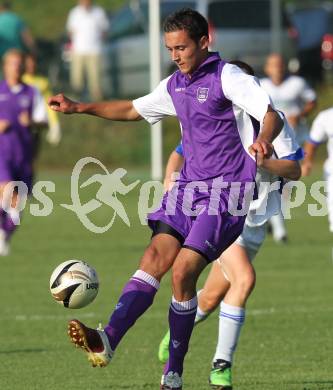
[235,222,267,261]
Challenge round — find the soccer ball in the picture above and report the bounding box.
[50,260,99,309]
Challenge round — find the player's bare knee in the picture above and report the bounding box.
[172,267,187,288]
[236,269,256,299]
[171,261,195,293]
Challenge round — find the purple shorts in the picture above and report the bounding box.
[0,137,33,192]
[148,182,246,262]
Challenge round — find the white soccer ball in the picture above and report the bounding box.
[50,260,99,309]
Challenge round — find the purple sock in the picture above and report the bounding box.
[104,270,160,350]
[1,210,19,240]
[164,295,198,377]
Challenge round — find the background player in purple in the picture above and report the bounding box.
[49,8,283,389]
[0,49,47,256]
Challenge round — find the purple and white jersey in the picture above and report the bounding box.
[174,112,302,227]
[133,53,271,184]
[0,80,47,163]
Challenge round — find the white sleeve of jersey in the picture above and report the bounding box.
[309,111,329,143]
[221,63,271,123]
[32,87,48,124]
[132,76,176,125]
[272,112,300,158]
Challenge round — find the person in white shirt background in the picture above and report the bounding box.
[66,0,110,101]
[302,108,333,233]
[260,53,317,243]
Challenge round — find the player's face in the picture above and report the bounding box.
[164,30,209,76]
[3,53,24,82]
[265,55,286,81]
[79,0,92,8]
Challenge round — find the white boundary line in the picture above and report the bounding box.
[0,312,96,321]
[3,306,332,321]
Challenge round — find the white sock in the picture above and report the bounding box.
[8,209,21,225]
[213,301,245,363]
[270,211,286,241]
[194,305,209,324]
[194,289,210,325]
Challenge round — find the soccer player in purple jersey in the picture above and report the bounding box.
[157,63,302,389]
[0,49,47,256]
[49,8,283,389]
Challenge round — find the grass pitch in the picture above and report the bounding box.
[0,168,332,390]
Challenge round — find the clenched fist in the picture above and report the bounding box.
[48,94,78,114]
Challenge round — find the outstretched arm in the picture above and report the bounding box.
[48,94,142,121]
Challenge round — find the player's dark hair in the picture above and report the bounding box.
[163,8,209,44]
[229,60,255,76]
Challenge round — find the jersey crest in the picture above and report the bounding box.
[197,87,209,103]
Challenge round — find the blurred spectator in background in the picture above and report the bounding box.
[0,49,47,256]
[260,53,316,244]
[66,0,109,101]
[302,109,333,234]
[23,53,61,148]
[0,1,36,59]
[261,53,317,146]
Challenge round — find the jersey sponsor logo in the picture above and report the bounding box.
[197,87,209,103]
[175,87,185,92]
[172,339,181,349]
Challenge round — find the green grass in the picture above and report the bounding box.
[0,167,332,389]
[37,115,182,169]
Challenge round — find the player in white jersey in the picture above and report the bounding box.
[260,53,316,243]
[302,108,333,233]
[261,53,316,145]
[158,61,302,389]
